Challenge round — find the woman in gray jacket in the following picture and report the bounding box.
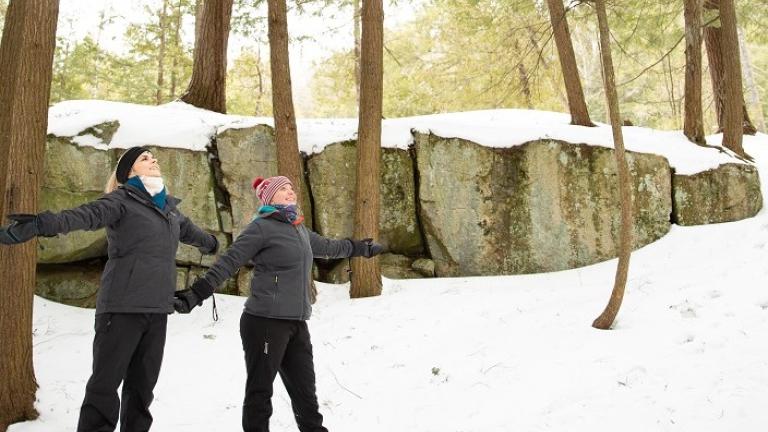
[174,174,382,432]
[0,146,218,432]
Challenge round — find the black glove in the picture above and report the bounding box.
[0,214,40,245]
[173,277,216,313]
[348,238,384,258]
[173,289,202,314]
[199,234,219,255]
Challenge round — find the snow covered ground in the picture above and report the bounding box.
[10,133,768,431]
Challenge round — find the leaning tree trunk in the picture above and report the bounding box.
[267,0,301,192]
[545,0,594,126]
[683,0,706,145]
[180,0,233,113]
[738,27,765,133]
[350,0,383,299]
[592,0,633,330]
[0,1,59,429]
[703,0,756,137]
[718,0,746,155]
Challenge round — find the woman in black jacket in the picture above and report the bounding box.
[174,174,382,432]
[0,146,218,432]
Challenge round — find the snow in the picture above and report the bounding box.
[49,100,751,175]
[19,108,768,431]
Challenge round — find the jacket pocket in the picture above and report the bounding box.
[101,256,136,306]
[126,258,174,308]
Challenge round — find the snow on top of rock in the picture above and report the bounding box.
[48,100,757,175]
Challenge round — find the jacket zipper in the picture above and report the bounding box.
[293,225,310,319]
[126,189,175,255]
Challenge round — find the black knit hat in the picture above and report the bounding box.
[115,146,149,183]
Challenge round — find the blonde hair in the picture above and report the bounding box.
[104,171,120,193]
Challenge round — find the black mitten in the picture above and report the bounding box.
[348,238,384,258]
[173,289,202,314]
[0,214,39,245]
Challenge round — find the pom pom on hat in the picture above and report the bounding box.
[252,176,265,190]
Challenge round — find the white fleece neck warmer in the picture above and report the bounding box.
[139,176,165,196]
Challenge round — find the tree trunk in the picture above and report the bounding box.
[267,0,301,194]
[703,0,756,137]
[683,0,706,144]
[180,0,233,113]
[718,0,746,155]
[156,0,169,105]
[170,0,183,98]
[738,27,765,133]
[0,1,59,429]
[350,0,383,299]
[545,0,594,126]
[254,48,265,115]
[513,39,533,109]
[591,0,633,330]
[353,0,361,111]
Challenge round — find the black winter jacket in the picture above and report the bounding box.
[201,212,353,320]
[37,184,218,314]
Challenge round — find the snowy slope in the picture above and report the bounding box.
[10,131,768,431]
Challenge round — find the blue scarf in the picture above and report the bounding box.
[256,204,300,224]
[126,176,167,209]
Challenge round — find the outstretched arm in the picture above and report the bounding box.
[308,230,383,259]
[174,222,265,313]
[0,194,125,245]
[178,212,218,255]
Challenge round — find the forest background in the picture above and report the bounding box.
[0,0,765,132]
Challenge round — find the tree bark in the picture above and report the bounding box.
[738,27,765,133]
[591,0,633,330]
[718,0,746,155]
[0,0,59,429]
[351,0,383,299]
[545,0,594,126]
[703,0,756,137]
[180,0,233,113]
[683,0,706,144]
[156,0,169,105]
[267,0,301,194]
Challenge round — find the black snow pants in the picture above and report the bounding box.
[77,313,168,432]
[240,312,328,432]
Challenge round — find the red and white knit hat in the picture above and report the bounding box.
[252,175,293,204]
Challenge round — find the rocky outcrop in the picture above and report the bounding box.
[38,136,114,263]
[320,253,427,284]
[672,163,763,225]
[414,133,672,276]
[36,263,102,308]
[36,116,763,305]
[215,126,313,237]
[306,141,424,256]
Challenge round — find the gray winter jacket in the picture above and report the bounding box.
[201,212,353,320]
[37,184,218,314]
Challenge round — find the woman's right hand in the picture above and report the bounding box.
[0,214,40,245]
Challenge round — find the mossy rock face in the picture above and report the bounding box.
[414,133,672,276]
[672,163,762,225]
[36,263,103,308]
[143,146,220,233]
[37,137,114,263]
[307,142,423,256]
[215,126,312,237]
[320,253,425,283]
